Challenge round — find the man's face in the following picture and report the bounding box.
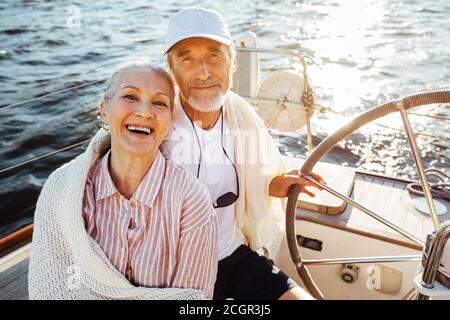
[168,37,234,112]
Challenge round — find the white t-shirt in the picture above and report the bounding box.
[161,96,245,260]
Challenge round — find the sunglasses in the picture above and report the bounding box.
[214,189,239,209]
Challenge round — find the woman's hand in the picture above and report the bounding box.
[269,170,326,198]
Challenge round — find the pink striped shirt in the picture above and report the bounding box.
[82,149,218,299]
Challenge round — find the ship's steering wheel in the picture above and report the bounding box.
[285,90,450,299]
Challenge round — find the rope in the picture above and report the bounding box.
[0,49,447,123]
[298,56,449,140]
[0,53,447,177]
[0,79,105,112]
[298,54,315,110]
[0,138,91,174]
[299,54,315,155]
[406,168,450,201]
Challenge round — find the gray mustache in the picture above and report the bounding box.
[189,78,222,87]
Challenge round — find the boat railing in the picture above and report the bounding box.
[0,45,448,176]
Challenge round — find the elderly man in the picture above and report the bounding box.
[161,7,323,300]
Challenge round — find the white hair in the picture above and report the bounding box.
[103,59,175,107]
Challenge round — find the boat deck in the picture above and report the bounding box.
[298,170,450,250]
[0,244,30,300]
[0,167,449,299]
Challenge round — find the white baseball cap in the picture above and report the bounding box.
[164,7,233,54]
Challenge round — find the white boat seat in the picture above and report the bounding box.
[283,156,356,215]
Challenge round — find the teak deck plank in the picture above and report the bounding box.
[0,258,29,300]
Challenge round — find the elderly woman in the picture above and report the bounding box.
[28,60,218,300]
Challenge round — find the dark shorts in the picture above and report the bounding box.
[213,245,297,300]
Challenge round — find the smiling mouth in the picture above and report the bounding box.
[126,125,153,135]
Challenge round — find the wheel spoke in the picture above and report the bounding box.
[305,176,425,247]
[396,101,440,230]
[402,288,417,300]
[303,255,421,266]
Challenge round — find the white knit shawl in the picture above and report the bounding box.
[28,129,205,300]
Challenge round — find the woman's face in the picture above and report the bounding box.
[100,68,172,158]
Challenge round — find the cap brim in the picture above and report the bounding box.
[164,33,232,54]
